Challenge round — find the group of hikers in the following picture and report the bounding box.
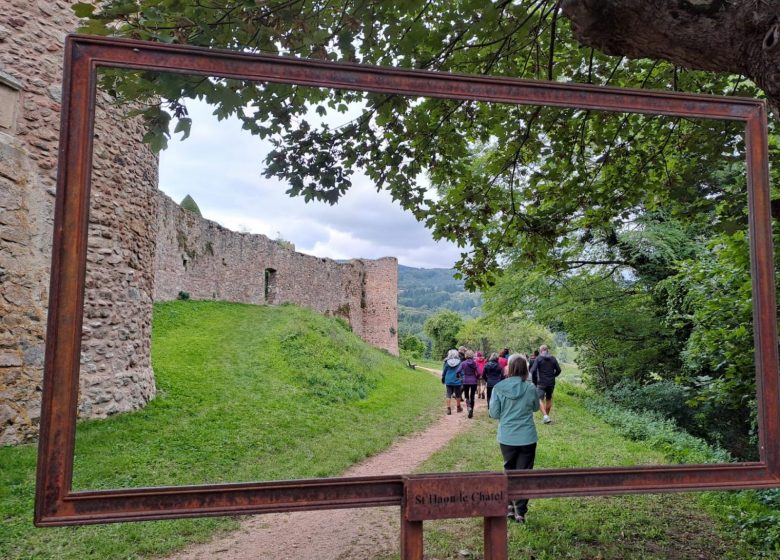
[440,344,562,524]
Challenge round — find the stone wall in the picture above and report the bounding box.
[154,193,398,353]
[80,95,158,420]
[0,1,398,446]
[360,258,400,355]
[0,1,157,445]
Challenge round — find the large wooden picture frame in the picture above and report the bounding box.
[36,35,780,526]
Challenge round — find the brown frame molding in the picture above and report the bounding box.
[35,34,780,526]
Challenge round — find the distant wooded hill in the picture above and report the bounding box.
[398,265,481,344]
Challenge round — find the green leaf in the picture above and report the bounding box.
[173,117,192,141]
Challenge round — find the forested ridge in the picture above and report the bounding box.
[397,265,481,355]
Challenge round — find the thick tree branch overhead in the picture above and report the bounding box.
[79,0,780,281]
[561,0,780,109]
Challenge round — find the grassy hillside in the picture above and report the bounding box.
[0,301,442,559]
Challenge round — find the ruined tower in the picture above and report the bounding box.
[0,1,158,445]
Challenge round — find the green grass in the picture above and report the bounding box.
[0,301,443,559]
[404,382,764,560]
[558,361,582,385]
[413,358,444,371]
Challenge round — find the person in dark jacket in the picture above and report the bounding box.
[489,353,539,523]
[528,350,539,383]
[482,352,504,409]
[460,349,479,418]
[441,349,464,415]
[528,344,561,424]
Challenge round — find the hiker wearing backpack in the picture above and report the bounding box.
[441,349,464,415]
[460,349,479,418]
[483,352,504,410]
[529,344,562,424]
[475,351,487,399]
[497,348,510,375]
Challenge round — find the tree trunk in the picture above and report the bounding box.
[560,0,780,112]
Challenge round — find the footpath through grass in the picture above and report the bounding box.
[407,383,764,560]
[0,301,442,559]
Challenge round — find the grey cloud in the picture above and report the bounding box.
[159,99,461,269]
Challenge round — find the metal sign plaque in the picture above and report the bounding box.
[404,474,508,521]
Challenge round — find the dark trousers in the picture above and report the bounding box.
[486,385,495,408]
[500,442,537,516]
[463,384,477,409]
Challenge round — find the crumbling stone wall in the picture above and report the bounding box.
[0,1,157,445]
[359,257,399,355]
[0,1,398,447]
[154,193,398,353]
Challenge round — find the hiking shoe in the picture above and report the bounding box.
[468,408,473,418]
[506,504,524,523]
[457,406,463,413]
[542,415,551,424]
[447,407,452,415]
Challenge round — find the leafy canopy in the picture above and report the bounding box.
[423,310,464,361]
[78,1,775,287]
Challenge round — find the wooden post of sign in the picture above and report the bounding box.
[402,473,509,560]
[400,510,424,560]
[484,515,508,559]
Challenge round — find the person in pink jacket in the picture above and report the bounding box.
[475,351,487,399]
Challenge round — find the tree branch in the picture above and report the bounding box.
[560,0,780,110]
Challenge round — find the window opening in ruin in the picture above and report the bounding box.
[264,268,277,303]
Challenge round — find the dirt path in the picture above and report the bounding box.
[167,366,477,560]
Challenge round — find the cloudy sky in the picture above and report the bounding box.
[158,99,463,269]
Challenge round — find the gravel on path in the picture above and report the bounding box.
[166,366,479,560]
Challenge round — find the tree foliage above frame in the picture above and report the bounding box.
[79,1,778,287]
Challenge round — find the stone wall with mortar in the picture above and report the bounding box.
[0,1,157,445]
[359,258,399,355]
[154,193,399,353]
[0,1,398,446]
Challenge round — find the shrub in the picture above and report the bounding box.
[607,379,692,426]
[399,333,426,359]
[586,393,780,553]
[177,291,190,300]
[179,194,202,216]
[585,395,730,464]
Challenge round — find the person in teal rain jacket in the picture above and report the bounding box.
[489,353,539,523]
[441,349,464,415]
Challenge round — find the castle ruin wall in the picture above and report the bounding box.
[154,193,398,351]
[0,1,157,445]
[360,258,400,355]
